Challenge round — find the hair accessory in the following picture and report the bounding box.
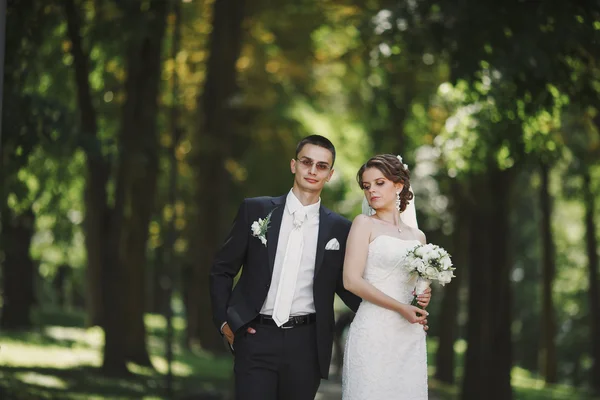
[396,155,409,171]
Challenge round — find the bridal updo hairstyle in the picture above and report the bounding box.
[357,154,414,213]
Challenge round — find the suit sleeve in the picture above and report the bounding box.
[335,220,362,313]
[210,199,250,330]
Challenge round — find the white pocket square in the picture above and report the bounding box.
[325,238,340,250]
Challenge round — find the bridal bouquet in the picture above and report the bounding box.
[403,243,455,309]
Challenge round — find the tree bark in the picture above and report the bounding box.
[150,245,169,314]
[188,0,246,352]
[64,0,109,329]
[583,170,600,394]
[539,162,557,383]
[117,0,168,366]
[64,0,127,375]
[462,168,514,400]
[488,168,514,400]
[65,0,167,372]
[0,0,49,332]
[462,174,494,400]
[0,208,36,330]
[435,182,467,384]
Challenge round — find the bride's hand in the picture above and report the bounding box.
[398,304,429,324]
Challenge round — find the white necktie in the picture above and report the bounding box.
[272,208,306,326]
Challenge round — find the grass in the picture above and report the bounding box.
[426,339,600,400]
[1,309,598,399]
[0,308,233,399]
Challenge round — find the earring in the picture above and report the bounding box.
[396,190,401,211]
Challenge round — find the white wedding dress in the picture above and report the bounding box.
[342,235,428,400]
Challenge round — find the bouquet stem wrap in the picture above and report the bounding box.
[410,277,431,309]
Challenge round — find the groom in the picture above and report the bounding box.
[210,135,430,400]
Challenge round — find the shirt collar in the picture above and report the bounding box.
[286,189,320,219]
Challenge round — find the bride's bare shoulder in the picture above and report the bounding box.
[416,230,426,244]
[406,225,426,244]
[352,214,373,227]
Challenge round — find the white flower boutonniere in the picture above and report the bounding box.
[251,210,274,246]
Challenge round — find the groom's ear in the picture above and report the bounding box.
[290,158,297,174]
[326,168,335,182]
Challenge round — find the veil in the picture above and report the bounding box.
[361,188,418,229]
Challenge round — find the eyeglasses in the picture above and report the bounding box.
[295,158,331,172]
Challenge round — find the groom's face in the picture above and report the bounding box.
[291,144,334,193]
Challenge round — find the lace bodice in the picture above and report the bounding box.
[362,236,420,303]
[342,235,428,400]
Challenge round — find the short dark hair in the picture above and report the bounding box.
[295,135,336,167]
[356,154,414,212]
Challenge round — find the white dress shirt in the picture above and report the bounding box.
[260,190,320,316]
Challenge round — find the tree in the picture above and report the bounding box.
[1,0,71,330]
[63,0,107,328]
[187,0,246,352]
[434,182,468,384]
[64,0,168,373]
[583,168,600,394]
[539,160,558,383]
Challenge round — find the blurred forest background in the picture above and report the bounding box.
[1,0,600,399]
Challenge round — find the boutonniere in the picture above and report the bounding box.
[251,210,274,246]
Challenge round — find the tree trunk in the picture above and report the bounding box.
[539,162,557,383]
[0,208,36,330]
[64,0,126,375]
[65,0,167,372]
[65,0,126,375]
[488,168,514,399]
[64,0,109,329]
[462,174,494,399]
[462,168,514,400]
[150,245,169,314]
[583,170,600,394]
[116,0,168,366]
[188,0,246,352]
[435,182,468,384]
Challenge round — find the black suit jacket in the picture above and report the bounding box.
[210,194,361,378]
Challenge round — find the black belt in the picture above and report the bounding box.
[253,314,316,329]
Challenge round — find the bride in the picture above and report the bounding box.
[342,154,430,400]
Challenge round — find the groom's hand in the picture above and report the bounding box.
[222,323,257,346]
[222,323,235,346]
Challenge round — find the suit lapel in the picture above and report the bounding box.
[314,206,332,277]
[267,195,286,275]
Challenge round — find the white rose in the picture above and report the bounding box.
[424,267,438,279]
[441,256,453,270]
[251,221,261,236]
[438,270,455,285]
[416,260,427,274]
[414,246,425,258]
[422,251,434,264]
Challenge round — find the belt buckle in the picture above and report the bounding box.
[281,318,295,329]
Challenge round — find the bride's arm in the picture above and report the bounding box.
[342,215,428,324]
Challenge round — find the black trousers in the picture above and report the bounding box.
[233,320,321,400]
